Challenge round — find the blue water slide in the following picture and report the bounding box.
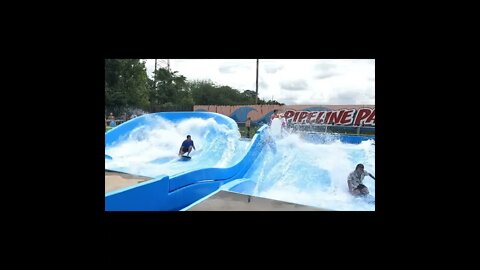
[105,112,268,211]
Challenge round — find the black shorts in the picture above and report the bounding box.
[182,146,190,152]
[355,184,367,190]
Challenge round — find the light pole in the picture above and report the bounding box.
[154,59,157,88]
[255,59,259,104]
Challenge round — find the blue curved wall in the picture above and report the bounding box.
[105,114,267,211]
[105,111,237,147]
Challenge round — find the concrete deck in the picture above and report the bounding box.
[187,190,327,211]
[105,170,153,193]
[105,172,330,210]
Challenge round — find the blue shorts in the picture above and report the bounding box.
[182,147,190,152]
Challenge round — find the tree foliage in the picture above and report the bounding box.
[150,68,193,108]
[105,60,284,115]
[189,80,283,105]
[105,59,150,114]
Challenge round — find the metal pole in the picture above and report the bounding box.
[255,59,259,104]
[154,59,157,87]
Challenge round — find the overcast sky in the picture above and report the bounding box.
[144,59,375,105]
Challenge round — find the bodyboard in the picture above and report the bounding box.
[179,155,191,161]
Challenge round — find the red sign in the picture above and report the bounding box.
[283,108,375,126]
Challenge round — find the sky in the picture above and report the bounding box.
[143,59,375,105]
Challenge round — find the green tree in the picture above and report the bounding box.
[190,80,283,106]
[150,68,193,109]
[242,90,258,103]
[105,59,150,114]
[189,80,219,105]
[258,99,284,105]
[106,60,284,113]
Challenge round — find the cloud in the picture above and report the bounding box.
[219,63,250,74]
[281,80,308,91]
[264,64,284,74]
[315,73,336,79]
[314,63,337,79]
[218,65,237,73]
[259,80,268,89]
[315,62,336,71]
[279,95,299,104]
[142,59,375,105]
[328,89,369,105]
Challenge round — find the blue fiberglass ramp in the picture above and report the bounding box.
[105,112,264,211]
[204,130,376,211]
[105,112,250,178]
